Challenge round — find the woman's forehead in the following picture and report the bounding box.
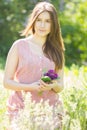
[37,11,51,19]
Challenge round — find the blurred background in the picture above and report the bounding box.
[0,1,87,130]
[0,0,87,69]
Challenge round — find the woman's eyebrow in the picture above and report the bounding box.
[37,17,51,20]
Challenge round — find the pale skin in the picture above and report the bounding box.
[3,11,64,94]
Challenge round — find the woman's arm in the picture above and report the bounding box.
[3,42,40,91]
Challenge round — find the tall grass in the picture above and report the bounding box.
[0,64,87,130]
[62,65,87,130]
[0,69,9,130]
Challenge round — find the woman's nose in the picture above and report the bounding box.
[41,21,45,27]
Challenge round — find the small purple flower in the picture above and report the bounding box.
[43,69,58,80]
[48,69,54,73]
[44,72,49,76]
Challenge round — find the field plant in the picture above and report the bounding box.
[0,64,87,130]
[62,65,87,130]
[13,93,63,130]
[0,70,9,130]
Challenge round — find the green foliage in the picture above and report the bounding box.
[0,57,5,69]
[0,0,35,56]
[59,1,87,66]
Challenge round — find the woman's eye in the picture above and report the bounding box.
[47,20,50,23]
[36,19,41,22]
[36,19,51,23]
[46,20,51,23]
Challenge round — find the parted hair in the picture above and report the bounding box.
[22,2,65,70]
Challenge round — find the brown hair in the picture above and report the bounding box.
[22,2,65,69]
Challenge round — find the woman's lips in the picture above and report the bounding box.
[39,29,46,32]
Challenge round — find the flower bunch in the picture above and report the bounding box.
[41,69,59,83]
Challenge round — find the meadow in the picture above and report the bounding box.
[0,64,87,130]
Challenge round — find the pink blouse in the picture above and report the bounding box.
[7,38,61,119]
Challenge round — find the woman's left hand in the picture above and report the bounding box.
[39,80,57,91]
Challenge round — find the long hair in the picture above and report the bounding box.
[22,2,65,70]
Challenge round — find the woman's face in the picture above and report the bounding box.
[34,11,51,38]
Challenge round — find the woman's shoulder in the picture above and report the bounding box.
[13,38,28,46]
[10,38,29,52]
[8,38,28,54]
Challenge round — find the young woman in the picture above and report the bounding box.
[3,1,65,129]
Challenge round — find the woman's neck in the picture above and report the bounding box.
[28,34,47,47]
